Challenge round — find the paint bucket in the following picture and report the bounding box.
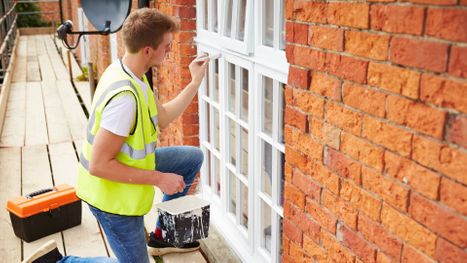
[156,195,210,247]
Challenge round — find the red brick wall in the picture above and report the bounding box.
[283,1,466,263]
[38,2,60,23]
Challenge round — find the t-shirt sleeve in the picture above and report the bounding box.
[100,92,137,137]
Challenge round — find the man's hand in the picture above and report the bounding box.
[189,55,209,86]
[156,172,186,195]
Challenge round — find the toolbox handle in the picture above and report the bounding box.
[25,188,55,199]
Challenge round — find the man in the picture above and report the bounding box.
[23,8,208,263]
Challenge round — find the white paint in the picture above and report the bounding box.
[156,195,210,215]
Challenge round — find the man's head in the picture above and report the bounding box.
[122,8,179,66]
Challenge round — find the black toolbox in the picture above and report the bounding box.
[6,184,82,242]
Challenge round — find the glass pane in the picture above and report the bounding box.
[261,140,272,196]
[213,108,220,151]
[280,0,285,50]
[206,103,211,144]
[228,64,236,113]
[229,119,237,166]
[214,155,221,195]
[240,127,248,176]
[261,200,272,253]
[279,151,285,206]
[262,0,274,47]
[240,68,248,122]
[213,59,219,102]
[229,170,237,215]
[262,77,273,137]
[278,217,284,257]
[213,0,218,33]
[279,83,285,144]
[240,182,248,228]
[225,0,233,37]
[237,0,246,41]
[203,0,208,30]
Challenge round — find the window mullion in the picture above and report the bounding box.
[231,0,239,39]
[273,0,280,49]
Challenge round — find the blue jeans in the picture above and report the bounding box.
[59,146,203,263]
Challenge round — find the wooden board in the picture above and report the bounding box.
[0,83,26,147]
[35,35,47,56]
[21,145,65,258]
[38,53,56,81]
[41,81,72,144]
[75,81,92,113]
[26,60,41,82]
[49,142,111,257]
[0,147,22,262]
[26,35,37,58]
[12,56,27,83]
[25,82,48,146]
[56,80,87,141]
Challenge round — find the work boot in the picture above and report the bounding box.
[22,240,63,263]
[147,232,200,256]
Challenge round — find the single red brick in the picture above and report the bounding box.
[342,82,386,118]
[324,147,361,185]
[420,74,467,113]
[175,6,196,18]
[345,30,389,60]
[325,101,363,136]
[285,45,294,64]
[449,46,467,78]
[310,72,341,101]
[306,198,337,234]
[293,23,308,45]
[440,177,467,215]
[285,145,308,173]
[292,168,321,202]
[385,151,440,200]
[284,183,306,209]
[362,116,413,157]
[358,214,402,259]
[286,22,294,43]
[283,218,303,245]
[410,193,467,247]
[293,89,324,118]
[390,37,448,72]
[426,8,467,42]
[367,63,419,99]
[370,5,424,35]
[447,114,467,148]
[325,53,368,84]
[362,166,410,212]
[435,238,467,263]
[298,130,324,162]
[287,66,310,90]
[293,45,326,71]
[339,224,377,263]
[293,0,327,23]
[308,25,343,51]
[327,2,369,29]
[401,245,436,263]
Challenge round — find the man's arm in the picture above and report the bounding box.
[89,128,185,194]
[156,58,208,129]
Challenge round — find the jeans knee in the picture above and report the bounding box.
[192,147,204,168]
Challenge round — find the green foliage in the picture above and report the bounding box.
[76,64,97,81]
[16,3,52,27]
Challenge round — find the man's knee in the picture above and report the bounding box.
[192,147,204,167]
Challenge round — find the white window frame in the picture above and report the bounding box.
[196,1,288,262]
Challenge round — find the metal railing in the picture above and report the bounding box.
[0,0,17,86]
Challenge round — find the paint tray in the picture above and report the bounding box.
[156,195,210,247]
[6,184,82,242]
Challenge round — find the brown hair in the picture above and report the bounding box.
[122,8,179,53]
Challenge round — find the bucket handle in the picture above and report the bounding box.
[25,188,55,199]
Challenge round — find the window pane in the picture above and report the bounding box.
[213,0,218,33]
[213,108,220,151]
[203,0,208,30]
[280,0,286,50]
[279,83,285,144]
[229,170,237,215]
[240,127,248,176]
[278,217,283,257]
[262,0,274,47]
[279,151,285,206]
[240,68,248,122]
[262,76,273,137]
[261,200,272,253]
[228,64,236,113]
[237,0,246,41]
[240,182,248,228]
[229,119,237,166]
[213,59,219,102]
[225,0,233,37]
[261,140,272,196]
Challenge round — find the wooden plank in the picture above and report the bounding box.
[41,81,72,143]
[27,35,37,58]
[0,83,26,147]
[75,81,92,113]
[0,148,22,262]
[21,145,65,258]
[56,80,87,141]
[38,52,56,81]
[25,82,48,146]
[49,142,110,257]
[12,56,27,83]
[35,35,47,56]
[17,35,28,57]
[26,60,41,82]
[46,39,69,81]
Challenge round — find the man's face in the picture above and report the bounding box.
[146,32,173,66]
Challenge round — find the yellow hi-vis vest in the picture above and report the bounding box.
[76,61,158,216]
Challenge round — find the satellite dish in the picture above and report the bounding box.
[56,0,132,50]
